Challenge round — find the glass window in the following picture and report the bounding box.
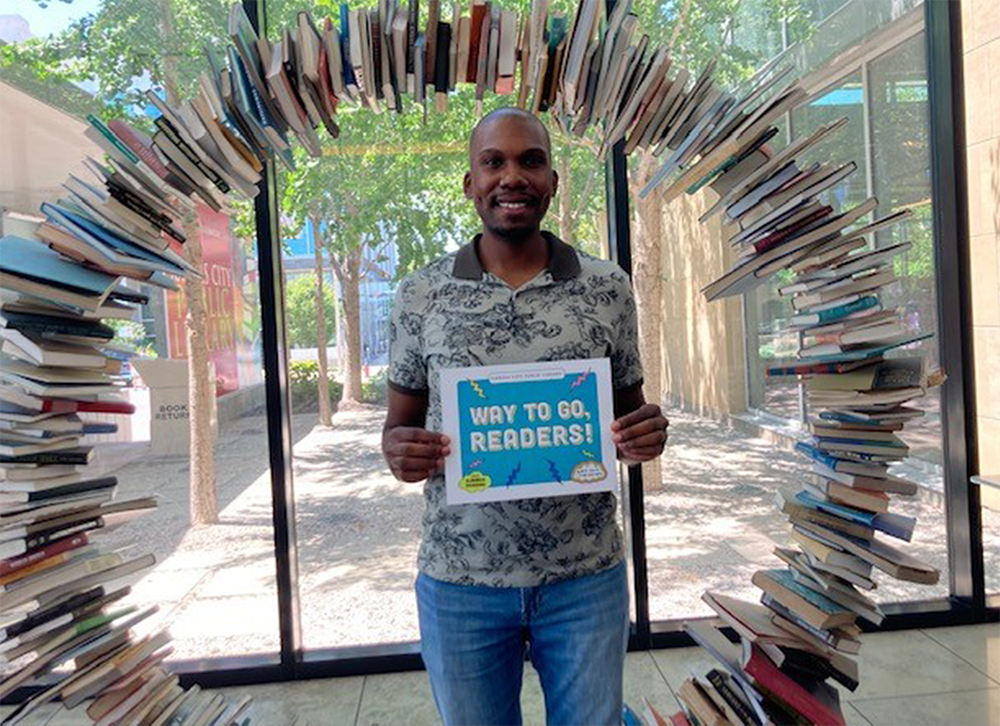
[634,0,952,621]
[274,81,610,650]
[0,0,279,662]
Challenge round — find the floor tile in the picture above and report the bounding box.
[522,665,547,723]
[840,630,998,701]
[624,651,681,718]
[649,645,723,693]
[850,687,1000,726]
[355,670,440,726]
[216,677,365,726]
[844,702,873,726]
[921,623,1000,684]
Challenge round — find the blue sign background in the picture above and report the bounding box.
[456,370,604,489]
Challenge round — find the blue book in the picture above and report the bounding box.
[789,295,880,327]
[813,435,907,449]
[340,4,356,88]
[82,422,119,435]
[803,332,934,364]
[0,236,117,298]
[757,569,851,619]
[42,203,184,275]
[795,490,876,526]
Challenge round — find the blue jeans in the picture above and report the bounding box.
[416,560,629,726]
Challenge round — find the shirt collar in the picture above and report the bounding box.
[452,231,582,282]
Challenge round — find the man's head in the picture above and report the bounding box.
[464,108,558,243]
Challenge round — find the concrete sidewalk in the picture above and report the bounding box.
[98,405,999,661]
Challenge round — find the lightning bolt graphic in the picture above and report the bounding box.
[581,450,596,459]
[470,380,487,399]
[569,370,591,390]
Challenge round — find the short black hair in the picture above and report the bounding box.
[469,107,552,158]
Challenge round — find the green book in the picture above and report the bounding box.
[86,115,140,165]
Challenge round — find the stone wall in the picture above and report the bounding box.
[961,0,1000,507]
[656,189,749,419]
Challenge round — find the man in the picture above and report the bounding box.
[383,107,668,726]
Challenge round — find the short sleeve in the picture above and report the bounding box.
[388,275,428,393]
[609,270,644,391]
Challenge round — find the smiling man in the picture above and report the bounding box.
[382,107,668,726]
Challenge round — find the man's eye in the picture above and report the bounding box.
[482,157,501,167]
[525,156,545,167]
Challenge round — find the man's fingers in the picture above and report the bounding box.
[389,441,449,460]
[611,404,657,431]
[613,415,668,443]
[619,431,667,449]
[388,427,450,446]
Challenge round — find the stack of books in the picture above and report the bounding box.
[0,116,253,726]
[101,0,812,173]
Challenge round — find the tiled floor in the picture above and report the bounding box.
[6,623,996,725]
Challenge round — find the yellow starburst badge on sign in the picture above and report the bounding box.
[459,471,492,493]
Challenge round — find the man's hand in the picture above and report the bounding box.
[382,426,451,483]
[611,403,669,466]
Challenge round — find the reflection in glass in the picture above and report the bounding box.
[0,0,279,660]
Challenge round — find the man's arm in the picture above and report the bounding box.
[383,387,451,483]
[612,384,668,466]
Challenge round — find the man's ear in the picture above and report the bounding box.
[552,168,559,197]
[463,171,472,199]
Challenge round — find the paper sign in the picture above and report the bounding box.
[440,358,618,504]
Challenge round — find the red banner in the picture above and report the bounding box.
[165,204,242,396]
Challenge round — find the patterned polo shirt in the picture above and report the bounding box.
[388,231,643,587]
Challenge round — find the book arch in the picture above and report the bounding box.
[0,0,943,723]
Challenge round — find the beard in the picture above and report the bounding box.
[486,220,538,243]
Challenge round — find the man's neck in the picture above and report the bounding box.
[477,228,549,289]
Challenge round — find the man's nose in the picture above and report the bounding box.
[500,168,529,188]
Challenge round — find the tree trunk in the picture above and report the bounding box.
[558,146,573,246]
[630,152,664,493]
[333,270,346,375]
[182,209,218,523]
[161,0,217,523]
[335,249,365,404]
[311,215,332,426]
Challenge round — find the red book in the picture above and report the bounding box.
[40,399,136,415]
[753,205,834,255]
[466,2,488,83]
[0,533,90,576]
[107,119,172,180]
[743,644,846,726]
[669,713,692,726]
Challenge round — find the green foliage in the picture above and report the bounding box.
[361,367,388,405]
[107,319,158,357]
[284,273,336,349]
[288,359,343,412]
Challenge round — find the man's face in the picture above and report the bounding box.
[464,115,558,241]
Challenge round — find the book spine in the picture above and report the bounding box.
[340,4,356,88]
[106,189,181,241]
[467,3,486,82]
[815,295,880,324]
[744,646,846,726]
[754,206,833,255]
[106,120,170,179]
[1,450,93,466]
[153,117,230,194]
[23,518,103,551]
[705,671,757,726]
[407,0,419,77]
[0,533,90,576]
[434,22,451,93]
[4,315,114,340]
[370,11,383,99]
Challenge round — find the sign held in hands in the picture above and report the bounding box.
[440,359,618,504]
